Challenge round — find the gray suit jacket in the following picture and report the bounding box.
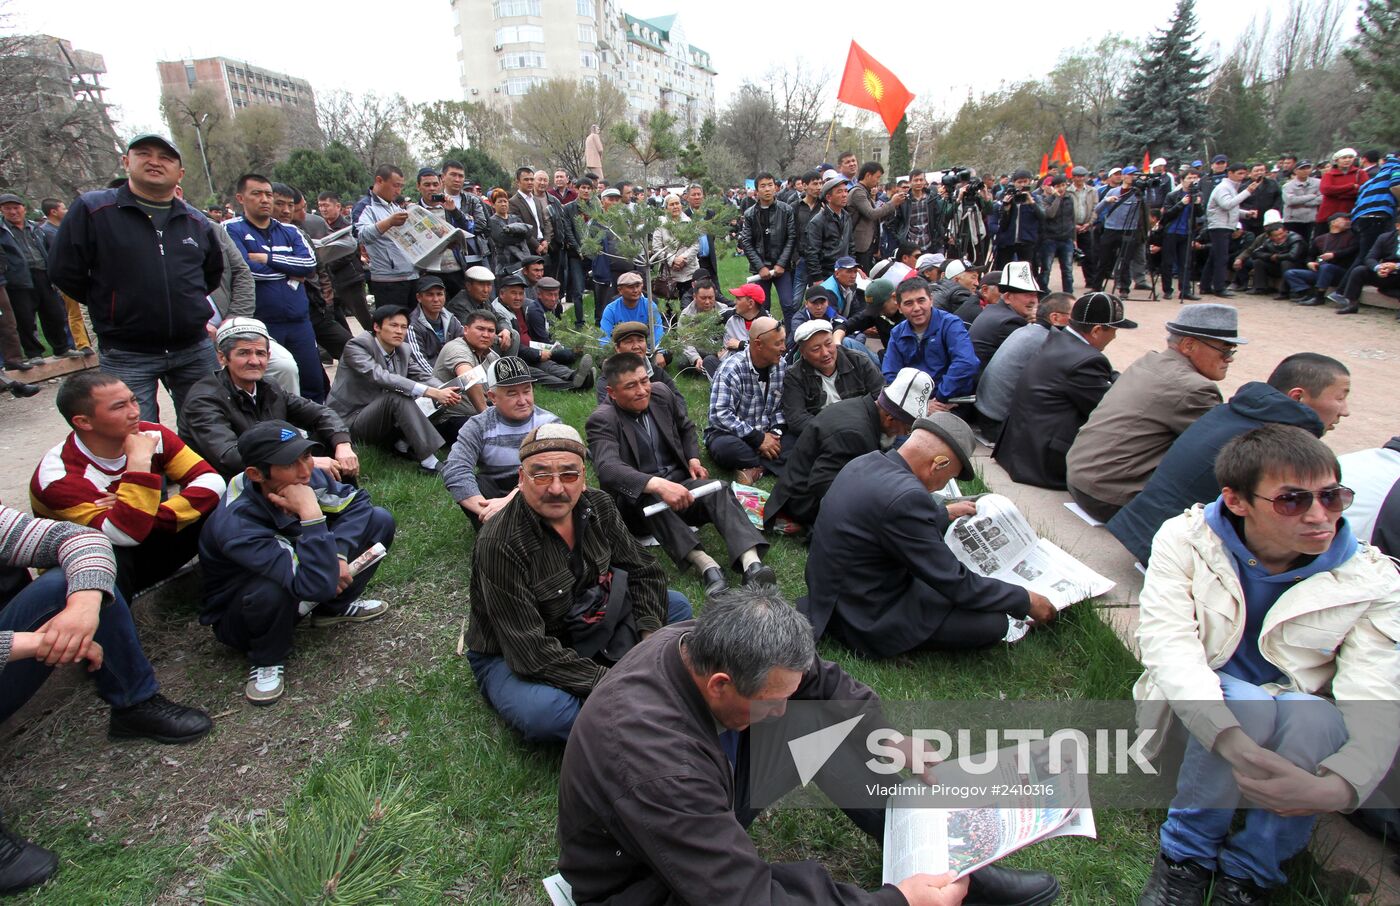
[326,333,430,417]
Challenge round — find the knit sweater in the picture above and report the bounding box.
[30,424,226,546]
[440,405,560,502]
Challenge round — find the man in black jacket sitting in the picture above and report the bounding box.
[180,318,360,480]
[780,319,883,440]
[495,272,593,390]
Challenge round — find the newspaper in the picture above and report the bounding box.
[311,225,357,264]
[944,494,1113,612]
[542,874,577,906]
[882,745,1096,883]
[386,204,469,269]
[413,364,488,418]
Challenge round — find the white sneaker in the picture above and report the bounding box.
[245,665,285,705]
[310,599,390,627]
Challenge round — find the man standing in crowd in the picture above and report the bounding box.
[327,306,461,474]
[49,134,224,425]
[1160,170,1205,300]
[1282,160,1322,244]
[791,169,823,290]
[355,165,420,310]
[442,357,559,528]
[1092,167,1149,293]
[181,318,357,480]
[0,194,76,365]
[465,424,691,743]
[31,371,226,599]
[881,277,979,407]
[199,421,395,706]
[1067,166,1100,281]
[589,353,774,596]
[994,169,1042,271]
[413,169,468,300]
[848,162,904,274]
[995,292,1136,489]
[1037,175,1077,293]
[560,177,594,325]
[558,587,1061,905]
[804,414,1057,654]
[804,176,853,283]
[1066,304,1242,522]
[974,293,1074,440]
[1202,163,1257,298]
[1133,425,1399,906]
[36,196,95,356]
[509,166,552,259]
[738,173,796,328]
[766,368,932,531]
[892,169,938,255]
[226,173,325,402]
[705,316,788,485]
[1107,352,1350,564]
[315,191,373,331]
[781,318,884,440]
[684,184,721,281]
[1237,162,1283,231]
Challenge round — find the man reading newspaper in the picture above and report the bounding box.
[801,414,1058,655]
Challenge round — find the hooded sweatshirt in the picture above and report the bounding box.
[1204,498,1357,685]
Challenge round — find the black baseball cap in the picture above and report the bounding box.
[415,275,446,293]
[490,356,535,387]
[1071,291,1138,329]
[498,272,528,288]
[127,133,181,160]
[237,420,321,467]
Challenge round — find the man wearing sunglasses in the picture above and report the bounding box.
[1066,304,1244,522]
[466,423,692,743]
[1135,424,1400,906]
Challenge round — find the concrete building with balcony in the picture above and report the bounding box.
[156,57,315,116]
[451,0,715,131]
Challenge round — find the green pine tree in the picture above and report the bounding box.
[1345,0,1400,145]
[1101,0,1211,164]
[888,116,911,177]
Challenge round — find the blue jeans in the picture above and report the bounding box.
[98,339,218,425]
[468,590,692,743]
[758,272,796,330]
[842,336,882,368]
[265,319,325,403]
[1159,671,1349,889]
[0,570,159,720]
[1039,239,1075,293]
[1283,263,1346,294]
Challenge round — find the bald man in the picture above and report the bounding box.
[800,414,1056,655]
[704,316,789,486]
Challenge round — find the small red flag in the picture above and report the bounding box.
[836,42,915,136]
[1039,154,1050,178]
[1051,134,1073,172]
[1143,150,1152,172]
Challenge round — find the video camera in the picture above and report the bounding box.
[940,167,983,191]
[1131,174,1167,191]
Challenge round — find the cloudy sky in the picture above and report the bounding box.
[16,0,1281,137]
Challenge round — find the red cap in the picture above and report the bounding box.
[730,284,768,303]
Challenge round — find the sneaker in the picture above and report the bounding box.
[0,818,58,895]
[108,693,214,743]
[572,354,594,389]
[59,348,85,358]
[1136,852,1211,906]
[245,665,285,706]
[23,357,45,367]
[310,599,390,627]
[1211,875,1271,906]
[80,346,96,357]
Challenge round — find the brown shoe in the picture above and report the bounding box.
[735,467,764,486]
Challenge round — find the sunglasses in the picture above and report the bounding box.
[1251,485,1354,517]
[1196,339,1238,360]
[526,469,582,487]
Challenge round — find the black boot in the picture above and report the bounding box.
[0,816,58,894]
[1137,852,1211,906]
[3,379,40,398]
[1211,874,1272,906]
[964,864,1060,906]
[108,693,213,744]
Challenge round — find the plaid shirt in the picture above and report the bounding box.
[705,349,787,443]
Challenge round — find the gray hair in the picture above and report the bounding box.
[217,332,270,358]
[685,586,815,696]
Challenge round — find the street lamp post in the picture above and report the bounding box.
[190,112,215,201]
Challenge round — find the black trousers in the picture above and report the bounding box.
[590,280,613,326]
[8,278,70,357]
[1353,216,1392,267]
[368,279,414,311]
[620,478,767,570]
[335,280,373,331]
[346,394,446,461]
[1160,233,1192,295]
[1068,483,1122,523]
[113,524,204,601]
[211,507,395,665]
[1203,229,1235,294]
[1092,229,1137,290]
[460,472,517,530]
[1339,265,1400,302]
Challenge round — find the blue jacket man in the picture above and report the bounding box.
[880,277,978,404]
[199,421,395,705]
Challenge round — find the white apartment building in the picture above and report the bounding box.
[451,0,716,132]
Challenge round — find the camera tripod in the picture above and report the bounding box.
[1107,187,1159,302]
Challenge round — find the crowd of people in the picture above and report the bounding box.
[0,129,1397,905]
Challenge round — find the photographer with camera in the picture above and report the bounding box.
[849,162,904,273]
[993,169,1042,271]
[1038,175,1077,293]
[1160,170,1206,300]
[1091,166,1150,294]
[938,168,990,262]
[1237,163,1283,228]
[1201,163,1258,298]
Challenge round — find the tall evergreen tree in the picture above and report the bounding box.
[1101,0,1211,165]
[1345,0,1400,145]
[888,116,911,178]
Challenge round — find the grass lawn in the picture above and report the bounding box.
[8,251,1366,904]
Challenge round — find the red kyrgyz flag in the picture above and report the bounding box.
[1050,133,1073,171]
[1039,154,1050,178]
[836,42,914,135]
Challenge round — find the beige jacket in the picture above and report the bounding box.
[1134,505,1400,805]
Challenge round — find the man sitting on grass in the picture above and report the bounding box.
[441,357,560,529]
[466,424,691,743]
[198,421,396,706]
[31,371,226,600]
[1135,424,1400,906]
[704,316,788,486]
[595,320,678,403]
[0,504,213,894]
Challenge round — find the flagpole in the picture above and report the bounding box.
[823,111,838,160]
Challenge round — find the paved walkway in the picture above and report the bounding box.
[972,289,1400,902]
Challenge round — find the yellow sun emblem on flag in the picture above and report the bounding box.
[863,69,884,101]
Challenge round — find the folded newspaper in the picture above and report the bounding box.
[413,364,488,418]
[943,494,1113,641]
[387,204,469,269]
[311,225,357,264]
[882,745,1096,883]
